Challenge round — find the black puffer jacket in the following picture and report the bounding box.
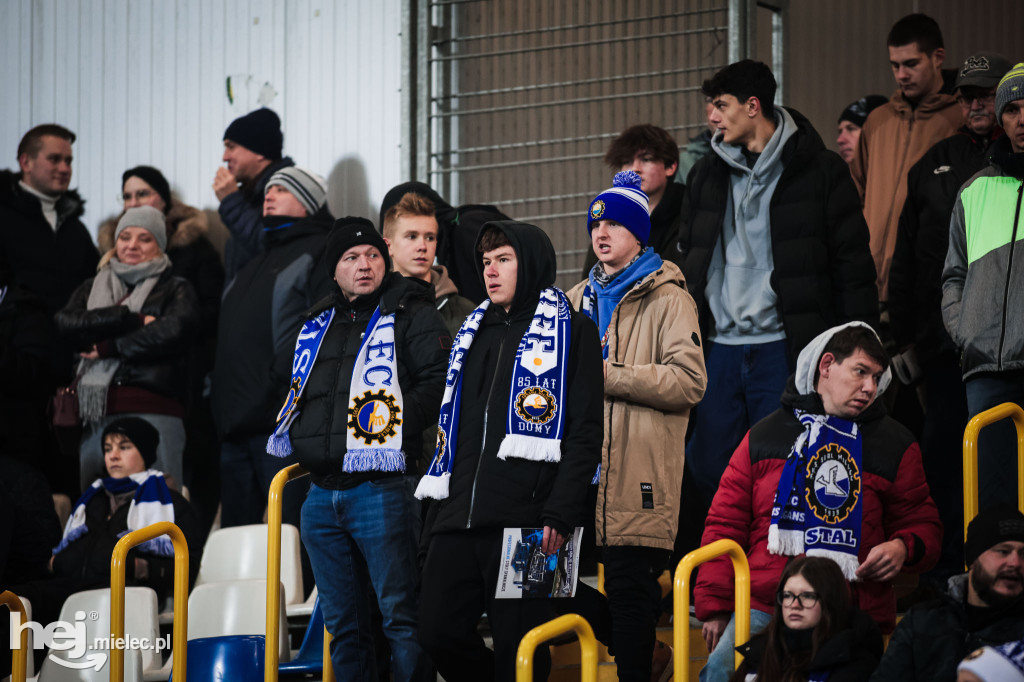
[889,128,1002,364]
[427,221,604,538]
[55,271,200,402]
[870,574,1024,682]
[211,207,334,439]
[286,273,451,486]
[677,108,878,362]
[734,608,883,682]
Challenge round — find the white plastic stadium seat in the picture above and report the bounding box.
[186,579,290,662]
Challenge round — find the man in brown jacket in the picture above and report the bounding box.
[850,13,962,302]
[569,171,707,682]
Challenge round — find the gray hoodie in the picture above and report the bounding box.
[705,107,798,344]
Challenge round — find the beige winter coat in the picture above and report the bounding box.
[567,260,707,550]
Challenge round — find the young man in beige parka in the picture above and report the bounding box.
[567,170,707,682]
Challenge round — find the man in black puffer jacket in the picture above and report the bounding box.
[678,60,878,516]
[211,167,334,528]
[416,221,603,682]
[872,506,1024,682]
[278,217,450,681]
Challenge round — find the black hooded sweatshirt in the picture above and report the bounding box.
[426,221,604,538]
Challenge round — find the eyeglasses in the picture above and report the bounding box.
[956,93,996,107]
[120,189,155,203]
[777,591,819,608]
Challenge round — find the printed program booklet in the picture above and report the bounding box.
[494,526,584,599]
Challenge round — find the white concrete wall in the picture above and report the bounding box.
[0,0,405,241]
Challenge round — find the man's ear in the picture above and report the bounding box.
[746,96,761,118]
[931,46,945,68]
[17,152,30,174]
[818,352,836,380]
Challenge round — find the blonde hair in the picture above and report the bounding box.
[382,192,437,239]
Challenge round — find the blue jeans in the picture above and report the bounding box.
[965,371,1024,508]
[686,340,792,504]
[301,480,428,682]
[699,609,773,682]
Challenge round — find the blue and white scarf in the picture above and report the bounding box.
[268,305,405,473]
[580,247,662,359]
[767,411,863,580]
[267,307,336,457]
[54,470,175,557]
[415,287,572,500]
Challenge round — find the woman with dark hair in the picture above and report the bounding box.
[729,556,883,682]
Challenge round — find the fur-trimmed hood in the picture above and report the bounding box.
[98,198,210,253]
[0,168,86,222]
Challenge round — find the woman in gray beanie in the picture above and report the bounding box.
[55,205,200,490]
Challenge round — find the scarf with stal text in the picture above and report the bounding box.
[54,470,176,557]
[767,410,864,580]
[415,287,571,500]
[267,305,405,473]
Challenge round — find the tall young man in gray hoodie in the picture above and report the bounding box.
[678,60,878,525]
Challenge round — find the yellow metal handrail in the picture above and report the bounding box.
[265,464,334,682]
[1,590,28,682]
[110,521,189,682]
[673,539,751,681]
[516,613,598,682]
[963,402,1024,545]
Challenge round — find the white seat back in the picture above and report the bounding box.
[38,643,143,682]
[50,587,160,674]
[195,524,303,606]
[186,579,289,661]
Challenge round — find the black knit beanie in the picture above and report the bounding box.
[102,417,160,469]
[966,505,1024,566]
[223,108,283,161]
[837,95,889,127]
[325,216,392,277]
[122,166,172,210]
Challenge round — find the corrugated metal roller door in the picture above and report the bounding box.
[425,0,731,289]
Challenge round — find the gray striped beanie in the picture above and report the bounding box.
[265,166,328,216]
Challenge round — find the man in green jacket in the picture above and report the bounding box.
[941,63,1024,507]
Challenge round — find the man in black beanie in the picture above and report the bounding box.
[212,107,295,278]
[836,95,888,165]
[873,505,1024,681]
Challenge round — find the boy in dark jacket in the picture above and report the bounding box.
[415,221,603,682]
[268,217,450,681]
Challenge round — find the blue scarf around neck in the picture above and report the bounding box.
[581,248,661,358]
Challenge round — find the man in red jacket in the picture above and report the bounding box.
[695,322,941,682]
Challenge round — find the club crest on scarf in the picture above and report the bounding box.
[805,443,861,525]
[348,389,402,444]
[515,386,557,426]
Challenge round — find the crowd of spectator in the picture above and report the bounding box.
[2,10,1024,682]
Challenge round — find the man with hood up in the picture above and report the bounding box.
[694,322,941,682]
[678,59,878,539]
[415,221,603,681]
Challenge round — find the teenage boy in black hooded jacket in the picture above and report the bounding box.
[416,221,603,682]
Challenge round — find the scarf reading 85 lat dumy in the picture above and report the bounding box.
[415,287,572,500]
[55,470,176,557]
[768,410,864,580]
[267,305,406,473]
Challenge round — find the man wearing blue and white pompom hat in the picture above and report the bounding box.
[568,170,707,681]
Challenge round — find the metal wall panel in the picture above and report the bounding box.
[785,0,1024,156]
[425,0,731,288]
[0,0,405,243]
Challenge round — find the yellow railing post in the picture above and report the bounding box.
[110,521,189,682]
[323,630,335,682]
[265,463,312,682]
[515,613,598,682]
[962,402,1024,547]
[673,539,751,682]
[1,590,29,682]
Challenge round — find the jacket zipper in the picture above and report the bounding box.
[996,182,1024,369]
[324,307,357,463]
[466,318,510,528]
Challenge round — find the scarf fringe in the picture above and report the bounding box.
[807,548,860,581]
[342,448,406,473]
[496,435,562,463]
[137,535,175,558]
[767,525,805,556]
[415,472,450,500]
[266,432,294,458]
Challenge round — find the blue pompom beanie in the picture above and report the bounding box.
[587,170,651,246]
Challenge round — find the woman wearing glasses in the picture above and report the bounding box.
[730,556,883,682]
